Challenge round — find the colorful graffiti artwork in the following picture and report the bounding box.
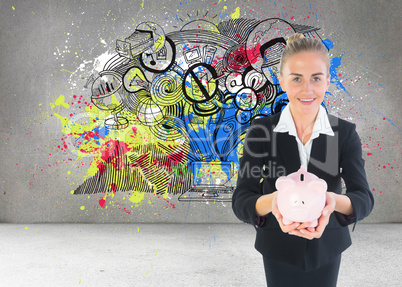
[55,17,334,205]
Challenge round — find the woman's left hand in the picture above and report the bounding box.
[289,192,337,240]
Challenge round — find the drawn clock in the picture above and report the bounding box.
[139,37,176,73]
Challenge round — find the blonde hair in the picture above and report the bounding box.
[279,33,330,75]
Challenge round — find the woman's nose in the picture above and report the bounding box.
[303,81,313,94]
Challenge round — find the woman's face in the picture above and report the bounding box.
[279,51,330,116]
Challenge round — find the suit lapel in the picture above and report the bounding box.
[308,133,339,177]
[275,132,301,175]
[309,135,327,167]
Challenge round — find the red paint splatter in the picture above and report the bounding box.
[367,153,372,156]
[97,140,131,175]
[84,131,95,141]
[110,183,117,195]
[99,198,106,208]
[227,44,250,72]
[165,150,185,167]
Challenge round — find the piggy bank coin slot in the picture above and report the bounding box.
[300,174,304,181]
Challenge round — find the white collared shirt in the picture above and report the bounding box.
[273,105,335,168]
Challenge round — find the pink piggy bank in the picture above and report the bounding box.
[275,166,327,227]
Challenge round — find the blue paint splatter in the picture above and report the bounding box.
[323,39,356,101]
[322,38,334,49]
[76,126,110,146]
[357,46,372,57]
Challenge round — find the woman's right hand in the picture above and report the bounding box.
[271,192,307,233]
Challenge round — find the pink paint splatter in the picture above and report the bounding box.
[99,198,106,208]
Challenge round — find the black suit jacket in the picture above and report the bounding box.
[232,112,374,271]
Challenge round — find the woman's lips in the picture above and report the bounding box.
[298,98,316,104]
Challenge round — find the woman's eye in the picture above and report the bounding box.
[293,77,301,82]
[313,77,321,82]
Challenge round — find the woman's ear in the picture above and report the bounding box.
[278,75,286,92]
[326,70,331,89]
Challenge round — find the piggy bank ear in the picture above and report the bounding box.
[275,177,296,191]
[307,179,328,194]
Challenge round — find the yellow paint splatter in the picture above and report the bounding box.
[61,69,76,75]
[80,206,85,210]
[25,226,28,230]
[12,6,15,10]
[70,190,75,194]
[141,0,145,8]
[129,191,145,204]
[53,112,90,137]
[67,170,71,175]
[231,7,241,19]
[50,95,70,109]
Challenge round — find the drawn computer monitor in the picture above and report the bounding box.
[178,161,234,202]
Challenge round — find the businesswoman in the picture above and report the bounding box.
[232,33,374,286]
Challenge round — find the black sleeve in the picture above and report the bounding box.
[232,119,269,226]
[338,122,374,228]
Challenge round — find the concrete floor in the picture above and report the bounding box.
[1,224,400,287]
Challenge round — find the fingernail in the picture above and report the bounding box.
[300,229,304,234]
[275,213,279,218]
[295,224,300,228]
[323,209,328,216]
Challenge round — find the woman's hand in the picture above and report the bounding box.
[288,192,337,240]
[271,192,306,233]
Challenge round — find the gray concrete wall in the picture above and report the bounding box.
[0,0,400,223]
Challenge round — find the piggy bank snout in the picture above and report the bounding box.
[289,193,306,207]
